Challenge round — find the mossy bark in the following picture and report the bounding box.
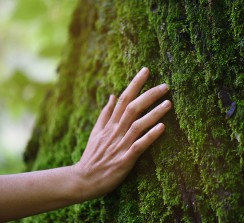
[23,1,243,222]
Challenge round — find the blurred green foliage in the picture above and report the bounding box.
[0,0,78,173]
[12,0,78,58]
[0,71,53,116]
[0,0,78,115]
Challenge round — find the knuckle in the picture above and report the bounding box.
[131,142,139,150]
[126,103,137,116]
[131,142,141,156]
[147,86,162,97]
[131,121,142,134]
[99,130,109,141]
[131,77,140,88]
[104,122,117,133]
[145,88,157,99]
[118,94,129,105]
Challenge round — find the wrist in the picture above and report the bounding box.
[69,163,90,203]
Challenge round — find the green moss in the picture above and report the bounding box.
[22,0,244,222]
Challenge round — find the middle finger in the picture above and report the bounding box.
[118,83,169,134]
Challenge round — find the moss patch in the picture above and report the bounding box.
[22,0,244,222]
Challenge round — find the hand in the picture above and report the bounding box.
[73,67,172,201]
[0,68,171,222]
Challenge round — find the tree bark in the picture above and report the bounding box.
[24,0,243,222]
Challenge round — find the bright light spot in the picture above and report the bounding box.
[0,112,35,156]
[0,0,16,22]
[5,50,57,82]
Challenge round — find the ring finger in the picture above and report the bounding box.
[117,100,172,151]
[118,84,169,135]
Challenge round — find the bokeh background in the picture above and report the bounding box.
[0,0,77,174]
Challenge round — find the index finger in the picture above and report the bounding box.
[110,67,150,123]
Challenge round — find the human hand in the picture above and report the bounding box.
[0,68,171,221]
[73,67,172,201]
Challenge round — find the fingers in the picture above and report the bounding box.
[93,95,117,131]
[117,100,171,150]
[124,123,165,163]
[110,67,150,123]
[118,84,169,134]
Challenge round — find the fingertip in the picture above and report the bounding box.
[159,83,169,92]
[156,123,165,132]
[165,83,170,91]
[161,100,172,109]
[139,67,150,76]
[109,94,116,102]
[109,94,113,100]
[142,67,150,73]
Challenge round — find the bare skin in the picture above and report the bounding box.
[0,67,172,222]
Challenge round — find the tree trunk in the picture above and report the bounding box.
[23,0,243,222]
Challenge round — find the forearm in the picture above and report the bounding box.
[0,166,82,222]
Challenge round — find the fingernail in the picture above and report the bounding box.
[156,123,164,131]
[161,100,171,108]
[140,67,149,75]
[159,84,169,92]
